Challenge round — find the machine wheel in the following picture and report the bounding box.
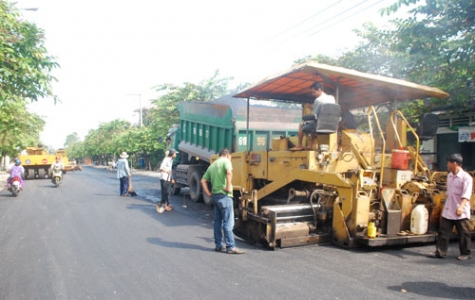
[38,169,46,179]
[189,171,203,203]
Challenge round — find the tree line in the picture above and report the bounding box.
[2,0,474,169]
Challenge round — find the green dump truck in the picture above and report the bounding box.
[168,95,301,205]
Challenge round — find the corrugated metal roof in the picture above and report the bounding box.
[233,62,449,109]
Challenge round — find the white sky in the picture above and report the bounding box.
[15,0,398,148]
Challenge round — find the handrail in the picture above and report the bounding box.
[366,106,386,189]
[389,110,420,174]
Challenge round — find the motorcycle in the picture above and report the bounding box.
[52,165,63,188]
[8,176,22,197]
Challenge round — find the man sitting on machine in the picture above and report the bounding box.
[290,82,336,151]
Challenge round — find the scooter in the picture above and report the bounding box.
[8,176,22,197]
[52,165,63,188]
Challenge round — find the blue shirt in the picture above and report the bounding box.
[116,158,131,179]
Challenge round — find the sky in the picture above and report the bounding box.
[14,0,399,149]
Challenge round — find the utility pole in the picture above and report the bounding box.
[126,93,142,127]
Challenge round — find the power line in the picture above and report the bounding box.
[309,0,385,36]
[264,0,343,43]
[296,0,371,37]
[259,0,386,53]
[257,0,378,47]
[235,0,390,64]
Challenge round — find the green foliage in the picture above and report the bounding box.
[340,0,475,114]
[64,132,81,148]
[66,139,85,161]
[0,1,59,105]
[0,100,44,158]
[0,1,58,165]
[67,71,241,169]
[293,54,339,67]
[148,70,235,139]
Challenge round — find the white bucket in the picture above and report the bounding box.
[410,205,429,234]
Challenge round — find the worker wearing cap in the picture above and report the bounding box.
[157,149,178,213]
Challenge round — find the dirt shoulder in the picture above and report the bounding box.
[0,172,9,192]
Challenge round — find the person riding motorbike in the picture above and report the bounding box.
[7,159,25,189]
[50,156,64,182]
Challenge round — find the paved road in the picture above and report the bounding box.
[0,166,474,300]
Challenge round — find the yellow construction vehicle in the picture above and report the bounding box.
[19,147,80,179]
[224,62,475,249]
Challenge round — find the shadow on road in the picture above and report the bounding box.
[146,236,213,252]
[388,281,475,299]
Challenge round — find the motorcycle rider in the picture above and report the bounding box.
[7,158,25,189]
[50,156,64,182]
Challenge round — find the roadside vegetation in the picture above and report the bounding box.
[2,0,474,169]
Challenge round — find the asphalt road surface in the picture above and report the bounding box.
[0,166,474,300]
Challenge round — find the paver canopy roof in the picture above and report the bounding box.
[233,62,449,109]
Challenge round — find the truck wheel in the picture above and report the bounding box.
[171,184,181,196]
[189,172,203,203]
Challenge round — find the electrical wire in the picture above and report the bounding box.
[264,0,343,43]
[256,0,388,54]
[309,0,386,36]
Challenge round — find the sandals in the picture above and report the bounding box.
[289,146,303,151]
[214,246,226,252]
[427,251,443,258]
[165,205,174,211]
[427,251,471,260]
[156,204,165,214]
[227,248,245,254]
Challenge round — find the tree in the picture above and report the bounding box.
[148,70,235,140]
[0,101,44,153]
[64,132,81,148]
[66,140,85,163]
[0,100,44,167]
[293,54,339,67]
[80,119,132,164]
[67,71,240,169]
[0,1,59,105]
[339,0,475,113]
[384,0,475,111]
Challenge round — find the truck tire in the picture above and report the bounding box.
[171,184,181,196]
[189,172,203,203]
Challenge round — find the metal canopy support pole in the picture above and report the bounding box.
[335,79,341,103]
[246,97,250,153]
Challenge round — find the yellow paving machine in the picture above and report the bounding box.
[226,62,475,249]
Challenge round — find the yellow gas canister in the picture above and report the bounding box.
[367,221,377,238]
